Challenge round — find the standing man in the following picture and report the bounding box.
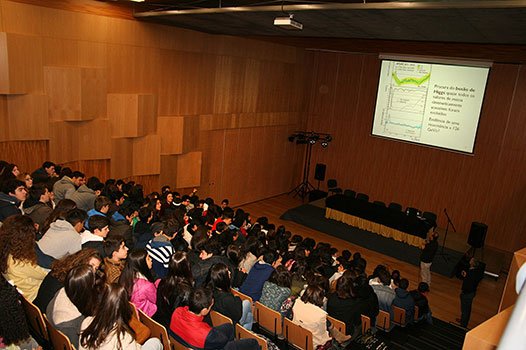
[420,228,439,286]
[457,258,485,328]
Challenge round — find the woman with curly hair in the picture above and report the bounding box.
[0,275,40,349]
[0,215,48,302]
[33,248,101,312]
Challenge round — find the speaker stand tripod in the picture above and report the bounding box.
[289,141,315,200]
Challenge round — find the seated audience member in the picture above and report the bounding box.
[109,205,137,249]
[23,183,53,232]
[410,282,433,324]
[33,248,101,313]
[53,171,84,201]
[353,275,380,329]
[31,161,56,183]
[392,278,415,324]
[390,270,401,289]
[109,191,126,222]
[327,270,361,337]
[0,179,27,222]
[47,264,104,348]
[79,283,162,350]
[0,215,48,301]
[69,176,103,212]
[371,268,395,312]
[119,249,159,317]
[85,196,111,229]
[17,172,34,189]
[40,199,77,238]
[146,222,175,278]
[154,251,194,328]
[239,250,280,302]
[81,215,111,257]
[329,259,351,288]
[293,285,350,349]
[259,265,292,312]
[211,207,234,232]
[103,237,129,284]
[0,274,41,349]
[192,239,232,288]
[208,263,254,330]
[170,287,259,350]
[38,208,87,259]
[134,207,154,249]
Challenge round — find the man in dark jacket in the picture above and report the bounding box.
[239,250,280,301]
[23,183,53,234]
[458,258,485,328]
[392,278,415,324]
[0,179,27,222]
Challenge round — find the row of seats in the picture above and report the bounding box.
[327,179,438,224]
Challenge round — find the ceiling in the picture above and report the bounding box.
[127,0,526,45]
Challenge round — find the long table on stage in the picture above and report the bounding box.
[325,194,432,247]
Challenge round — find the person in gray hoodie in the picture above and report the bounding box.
[23,183,53,233]
[69,177,103,212]
[37,208,87,259]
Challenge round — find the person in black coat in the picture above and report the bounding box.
[327,271,362,337]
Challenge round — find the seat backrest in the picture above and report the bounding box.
[327,315,346,335]
[254,301,282,336]
[373,201,386,207]
[169,334,193,350]
[284,318,313,350]
[356,193,369,202]
[392,306,406,326]
[376,310,390,331]
[327,179,337,188]
[210,310,233,327]
[231,288,253,304]
[43,314,74,350]
[137,308,171,350]
[360,314,371,334]
[388,202,402,211]
[235,323,268,350]
[343,189,355,198]
[20,295,49,342]
[422,211,437,223]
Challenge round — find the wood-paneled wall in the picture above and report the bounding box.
[0,0,304,205]
[305,51,526,253]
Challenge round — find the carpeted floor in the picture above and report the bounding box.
[280,203,465,277]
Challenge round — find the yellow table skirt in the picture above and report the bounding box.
[325,208,425,248]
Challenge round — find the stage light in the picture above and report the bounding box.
[321,141,328,148]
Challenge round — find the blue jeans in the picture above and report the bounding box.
[239,299,254,330]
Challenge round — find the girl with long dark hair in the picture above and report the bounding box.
[119,249,158,317]
[79,284,162,350]
[153,251,193,328]
[207,263,254,330]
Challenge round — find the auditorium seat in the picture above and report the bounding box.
[423,211,437,225]
[356,193,369,202]
[373,200,386,207]
[388,202,403,211]
[343,189,356,198]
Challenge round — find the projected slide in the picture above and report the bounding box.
[372,60,490,153]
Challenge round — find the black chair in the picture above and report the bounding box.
[343,189,355,198]
[423,211,437,225]
[406,207,420,216]
[388,202,403,211]
[356,193,369,202]
[373,200,386,207]
[327,179,342,195]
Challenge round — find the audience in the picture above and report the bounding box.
[1,159,443,350]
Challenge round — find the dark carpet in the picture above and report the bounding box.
[280,203,464,277]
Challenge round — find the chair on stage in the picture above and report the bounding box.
[373,200,386,207]
[388,202,403,211]
[327,179,343,195]
[423,211,437,225]
[343,189,355,198]
[356,193,369,202]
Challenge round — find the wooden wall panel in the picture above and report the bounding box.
[108,94,157,138]
[0,140,48,172]
[61,159,110,180]
[132,135,161,176]
[110,137,132,179]
[0,32,43,94]
[157,116,199,155]
[305,51,526,253]
[76,119,111,160]
[44,66,106,121]
[175,152,202,189]
[0,0,42,35]
[0,97,7,140]
[5,94,49,140]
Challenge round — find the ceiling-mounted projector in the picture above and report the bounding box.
[274,15,303,30]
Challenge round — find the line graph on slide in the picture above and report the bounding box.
[379,62,432,140]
